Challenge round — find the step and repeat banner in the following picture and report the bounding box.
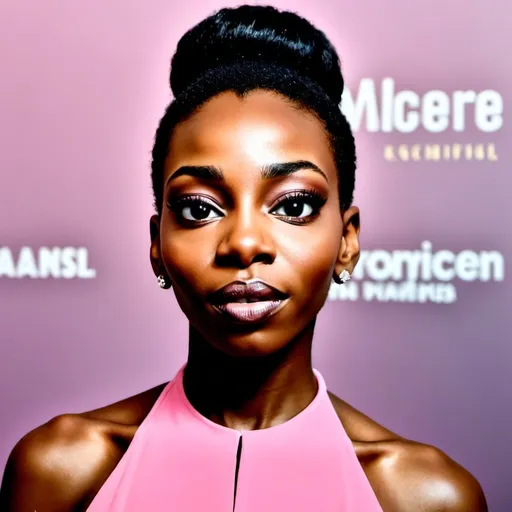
[0,0,510,509]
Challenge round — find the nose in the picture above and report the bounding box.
[215,209,276,269]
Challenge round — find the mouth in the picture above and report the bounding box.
[207,280,289,324]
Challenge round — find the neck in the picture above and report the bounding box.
[183,323,318,431]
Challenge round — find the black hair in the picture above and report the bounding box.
[151,5,356,214]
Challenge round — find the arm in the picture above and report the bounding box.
[418,445,487,512]
[0,415,118,512]
[373,441,488,512]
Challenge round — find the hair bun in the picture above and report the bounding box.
[170,5,344,104]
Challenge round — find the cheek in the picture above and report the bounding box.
[159,222,214,292]
[278,216,342,290]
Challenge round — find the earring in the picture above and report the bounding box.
[157,274,167,288]
[338,269,351,284]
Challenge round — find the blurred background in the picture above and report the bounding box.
[0,0,510,509]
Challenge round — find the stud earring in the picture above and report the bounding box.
[157,275,167,288]
[338,269,351,284]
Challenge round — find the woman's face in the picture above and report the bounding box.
[151,90,359,356]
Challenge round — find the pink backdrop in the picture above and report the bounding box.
[0,0,510,509]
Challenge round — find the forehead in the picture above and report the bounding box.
[166,90,336,178]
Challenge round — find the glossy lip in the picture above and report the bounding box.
[207,280,289,324]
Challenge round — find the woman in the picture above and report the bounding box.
[0,5,487,511]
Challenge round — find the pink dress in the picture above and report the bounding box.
[87,366,382,511]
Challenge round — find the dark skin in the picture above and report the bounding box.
[0,90,487,511]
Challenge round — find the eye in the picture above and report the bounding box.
[169,196,224,223]
[272,199,314,218]
[270,191,326,223]
[182,202,221,221]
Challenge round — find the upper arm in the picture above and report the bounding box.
[1,439,72,511]
[420,447,488,512]
[371,442,488,512]
[0,415,118,512]
[0,423,81,511]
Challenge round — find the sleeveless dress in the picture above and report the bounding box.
[87,366,382,511]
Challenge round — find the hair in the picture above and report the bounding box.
[151,5,356,214]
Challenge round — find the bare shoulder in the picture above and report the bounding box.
[367,439,488,511]
[329,392,488,512]
[0,383,167,512]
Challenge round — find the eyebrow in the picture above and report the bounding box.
[166,160,328,185]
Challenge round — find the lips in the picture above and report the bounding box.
[207,281,288,323]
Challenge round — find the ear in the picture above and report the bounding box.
[150,214,171,288]
[333,206,360,282]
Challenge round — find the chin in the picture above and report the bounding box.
[216,333,288,358]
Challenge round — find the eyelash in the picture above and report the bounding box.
[270,190,326,224]
[167,190,327,226]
